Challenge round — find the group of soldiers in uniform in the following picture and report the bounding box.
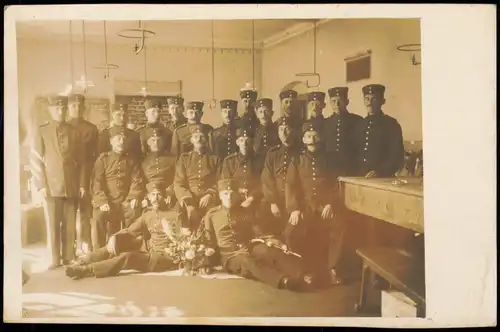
[30,83,404,292]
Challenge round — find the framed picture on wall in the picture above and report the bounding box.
[345,50,372,83]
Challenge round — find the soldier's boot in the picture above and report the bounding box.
[279,275,315,292]
[64,265,94,280]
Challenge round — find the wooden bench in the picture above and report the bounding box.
[354,246,426,317]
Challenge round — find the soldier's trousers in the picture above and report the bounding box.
[91,202,141,250]
[44,197,77,264]
[257,198,288,237]
[224,243,308,288]
[76,194,93,249]
[81,247,176,278]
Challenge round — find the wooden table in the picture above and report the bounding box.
[338,177,424,234]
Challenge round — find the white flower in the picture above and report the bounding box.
[181,228,191,236]
[185,250,195,260]
[205,248,215,257]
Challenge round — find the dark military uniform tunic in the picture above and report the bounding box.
[141,151,176,199]
[137,123,172,155]
[91,151,145,249]
[212,123,240,160]
[171,123,214,159]
[325,112,363,176]
[203,205,308,288]
[164,117,187,153]
[220,152,263,203]
[98,126,142,160]
[173,150,221,229]
[253,122,280,172]
[239,112,259,138]
[80,208,177,278]
[353,112,405,177]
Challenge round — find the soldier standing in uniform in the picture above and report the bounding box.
[354,84,405,178]
[304,91,327,128]
[140,129,177,209]
[325,87,363,176]
[238,84,259,138]
[203,178,317,291]
[137,97,171,155]
[64,182,180,280]
[173,124,221,233]
[260,116,301,236]
[98,103,142,160]
[164,96,187,152]
[220,126,263,214]
[213,99,240,160]
[285,121,347,285]
[30,95,86,268]
[67,93,99,254]
[91,128,145,250]
[171,101,214,160]
[253,98,280,172]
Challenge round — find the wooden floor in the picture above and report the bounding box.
[22,245,361,318]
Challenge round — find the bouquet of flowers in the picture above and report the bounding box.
[163,225,215,276]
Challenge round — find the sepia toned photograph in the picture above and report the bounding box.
[4,4,496,327]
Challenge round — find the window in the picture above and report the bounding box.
[345,51,372,83]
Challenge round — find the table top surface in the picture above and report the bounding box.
[338,177,424,197]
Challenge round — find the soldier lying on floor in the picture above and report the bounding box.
[65,182,181,280]
[202,178,318,292]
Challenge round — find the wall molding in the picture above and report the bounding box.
[261,19,333,49]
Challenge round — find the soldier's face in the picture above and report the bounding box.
[221,108,236,124]
[364,94,385,115]
[148,191,163,208]
[146,107,160,123]
[185,109,202,122]
[307,100,324,118]
[147,137,163,152]
[241,98,254,111]
[236,136,251,154]
[330,96,348,114]
[68,102,83,118]
[110,135,126,153]
[168,104,183,118]
[112,110,126,126]
[302,130,322,147]
[219,189,238,208]
[281,97,294,115]
[49,105,67,122]
[256,106,273,125]
[126,123,136,130]
[278,124,293,144]
[190,132,207,149]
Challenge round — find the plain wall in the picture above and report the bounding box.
[261,19,422,141]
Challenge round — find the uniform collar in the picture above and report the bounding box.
[237,151,252,161]
[366,110,384,119]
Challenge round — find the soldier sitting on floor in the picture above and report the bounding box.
[65,182,180,280]
[202,178,318,292]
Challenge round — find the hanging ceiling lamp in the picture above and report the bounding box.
[137,32,150,97]
[74,20,96,93]
[207,21,217,110]
[93,20,120,79]
[295,21,321,88]
[117,20,156,55]
[240,20,257,95]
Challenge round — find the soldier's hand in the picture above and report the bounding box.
[322,204,334,220]
[199,194,212,208]
[267,238,288,251]
[106,235,117,256]
[130,199,138,209]
[79,187,86,198]
[100,204,110,212]
[365,170,378,178]
[289,210,302,225]
[240,196,254,208]
[270,203,281,217]
[141,199,149,208]
[38,188,47,199]
[165,196,172,206]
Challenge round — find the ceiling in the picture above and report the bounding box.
[16,19,318,49]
